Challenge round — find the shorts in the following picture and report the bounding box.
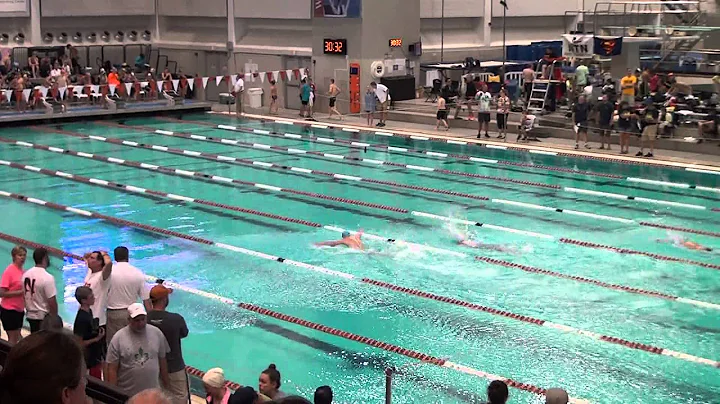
[329,97,336,107]
[301,100,308,106]
[496,113,508,129]
[477,112,491,123]
[598,122,611,135]
[436,110,448,120]
[575,122,588,133]
[271,95,277,101]
[620,94,634,105]
[0,307,24,331]
[28,318,43,333]
[379,101,388,110]
[365,109,374,114]
[642,124,658,141]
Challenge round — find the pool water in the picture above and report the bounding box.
[0,113,718,403]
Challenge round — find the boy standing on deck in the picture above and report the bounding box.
[73,286,105,379]
[364,86,376,126]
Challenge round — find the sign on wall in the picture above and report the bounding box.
[0,0,29,16]
[562,34,594,58]
[314,0,361,18]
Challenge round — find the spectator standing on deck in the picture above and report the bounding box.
[574,62,589,99]
[522,64,535,102]
[594,94,615,150]
[0,330,88,404]
[73,286,105,379]
[147,283,189,404]
[616,101,637,155]
[300,79,311,118]
[327,78,342,120]
[106,246,150,346]
[22,247,58,333]
[371,81,390,127]
[638,100,659,158]
[106,303,171,397]
[572,95,591,149]
[1,246,27,344]
[259,364,287,400]
[364,85,377,126]
[456,75,476,120]
[484,380,509,404]
[620,69,637,105]
[436,94,449,131]
[203,367,232,404]
[83,250,112,358]
[496,88,510,140]
[314,386,333,404]
[475,84,492,138]
[232,73,244,117]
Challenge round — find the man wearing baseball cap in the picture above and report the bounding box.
[147,282,189,404]
[106,302,171,397]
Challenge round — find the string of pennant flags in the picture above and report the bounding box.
[2,68,309,103]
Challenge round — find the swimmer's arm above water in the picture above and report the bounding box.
[315,240,345,247]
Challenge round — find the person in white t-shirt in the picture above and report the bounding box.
[106,246,150,346]
[21,247,58,333]
[232,73,244,117]
[84,250,113,354]
[475,84,492,138]
[371,81,390,127]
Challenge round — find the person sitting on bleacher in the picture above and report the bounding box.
[698,109,719,141]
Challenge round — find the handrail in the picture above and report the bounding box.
[0,338,130,404]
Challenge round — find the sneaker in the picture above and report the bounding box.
[379,122,386,127]
[635,151,644,157]
[484,133,490,138]
[477,134,482,139]
[584,144,591,149]
[599,145,605,150]
[574,144,579,149]
[645,153,653,158]
[376,122,382,127]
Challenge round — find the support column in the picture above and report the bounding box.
[154,0,161,41]
[482,0,492,46]
[227,0,236,49]
[29,0,41,45]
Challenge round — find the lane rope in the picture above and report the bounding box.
[0,232,245,390]
[164,116,720,194]
[233,112,720,175]
[1,189,717,371]
[0,158,463,258]
[4,153,712,309]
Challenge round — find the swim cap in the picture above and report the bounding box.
[341,231,351,238]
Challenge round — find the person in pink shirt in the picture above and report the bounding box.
[1,246,27,344]
[203,367,232,404]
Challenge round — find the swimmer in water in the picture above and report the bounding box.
[449,226,513,253]
[315,230,364,250]
[657,235,713,252]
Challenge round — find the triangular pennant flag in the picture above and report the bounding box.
[124,83,133,96]
[22,89,32,102]
[91,85,99,94]
[4,90,11,102]
[272,71,279,82]
[244,73,251,82]
[201,77,209,89]
[172,79,179,92]
[266,72,274,82]
[280,70,288,81]
[300,68,308,80]
[109,85,116,96]
[59,86,67,99]
[259,73,265,83]
[156,80,164,93]
[286,69,294,81]
[40,86,49,98]
[140,81,148,88]
[293,69,300,80]
[215,76,223,86]
[187,78,195,91]
[230,75,237,86]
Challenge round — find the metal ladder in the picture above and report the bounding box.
[528,80,551,114]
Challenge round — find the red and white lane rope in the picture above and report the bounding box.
[474,257,719,310]
[0,158,464,258]
[0,190,716,372]
[167,116,720,194]
[9,155,712,309]
[0,232,246,390]
[0,238,586,403]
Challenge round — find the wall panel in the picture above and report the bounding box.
[234,0,310,19]
[159,0,226,17]
[40,0,154,17]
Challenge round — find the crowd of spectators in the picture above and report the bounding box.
[0,46,193,112]
[0,245,337,404]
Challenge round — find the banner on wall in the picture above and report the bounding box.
[594,36,623,57]
[314,0,361,18]
[0,0,29,16]
[561,34,594,58]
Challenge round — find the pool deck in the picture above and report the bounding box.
[209,106,720,173]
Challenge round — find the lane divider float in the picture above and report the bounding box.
[1,190,716,371]
[4,154,713,309]
[0,159,464,258]
[0,232,571,401]
[171,116,720,192]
